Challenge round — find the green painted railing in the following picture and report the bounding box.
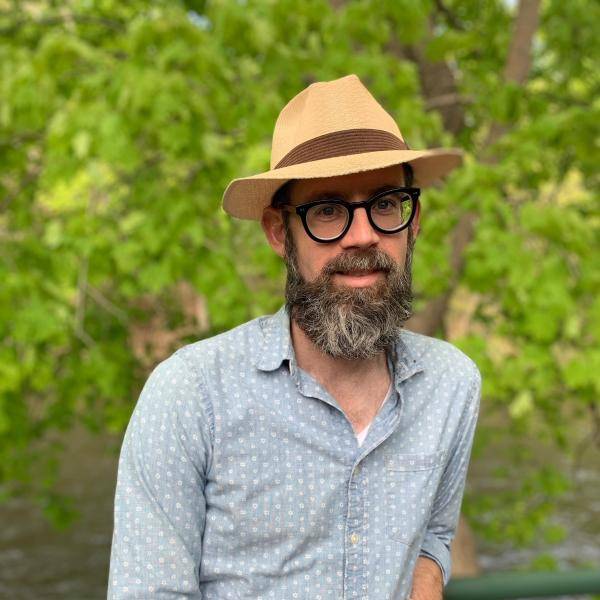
[444,569,600,599]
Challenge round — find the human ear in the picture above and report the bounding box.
[411,199,421,238]
[261,207,286,258]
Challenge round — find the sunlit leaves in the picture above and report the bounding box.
[1,0,598,551]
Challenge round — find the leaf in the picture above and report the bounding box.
[509,390,534,420]
[72,130,92,159]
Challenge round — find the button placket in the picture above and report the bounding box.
[344,463,367,599]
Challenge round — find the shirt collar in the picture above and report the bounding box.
[255,304,295,372]
[254,304,425,383]
[391,328,426,385]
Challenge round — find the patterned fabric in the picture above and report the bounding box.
[108,305,481,599]
[355,381,393,447]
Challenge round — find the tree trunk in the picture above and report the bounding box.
[403,0,542,576]
[407,0,541,337]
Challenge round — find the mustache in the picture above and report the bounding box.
[319,249,399,278]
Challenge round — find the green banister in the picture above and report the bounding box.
[444,569,600,599]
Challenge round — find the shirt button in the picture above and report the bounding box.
[350,533,359,545]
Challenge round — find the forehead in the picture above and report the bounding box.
[290,164,405,204]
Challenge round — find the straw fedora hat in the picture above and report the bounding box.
[222,74,463,220]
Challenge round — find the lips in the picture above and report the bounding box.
[336,269,384,276]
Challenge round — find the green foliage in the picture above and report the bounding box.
[1,0,598,565]
[464,463,570,547]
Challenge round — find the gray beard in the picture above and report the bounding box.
[284,228,415,361]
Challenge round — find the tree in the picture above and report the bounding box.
[1,0,598,567]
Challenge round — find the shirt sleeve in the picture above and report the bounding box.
[108,351,213,599]
[418,366,482,586]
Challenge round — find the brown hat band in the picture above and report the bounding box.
[274,128,409,169]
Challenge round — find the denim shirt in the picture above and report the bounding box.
[108,305,481,599]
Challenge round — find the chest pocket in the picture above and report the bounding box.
[385,449,447,545]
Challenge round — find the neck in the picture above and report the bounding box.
[290,317,390,387]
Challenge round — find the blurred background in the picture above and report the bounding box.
[0,0,598,598]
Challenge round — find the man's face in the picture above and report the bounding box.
[261,164,421,360]
[284,165,417,287]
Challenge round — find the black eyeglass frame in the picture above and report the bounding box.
[280,186,421,243]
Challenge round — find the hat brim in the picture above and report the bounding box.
[222,148,463,220]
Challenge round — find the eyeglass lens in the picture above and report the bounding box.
[305,191,413,241]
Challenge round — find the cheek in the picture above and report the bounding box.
[298,250,330,280]
[294,240,335,280]
[382,236,408,263]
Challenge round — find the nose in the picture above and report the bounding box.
[339,206,380,248]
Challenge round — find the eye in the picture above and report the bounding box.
[311,203,346,221]
[374,198,398,213]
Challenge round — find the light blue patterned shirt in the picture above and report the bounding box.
[108,305,481,599]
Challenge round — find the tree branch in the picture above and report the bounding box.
[504,0,541,84]
[433,0,466,31]
[407,211,476,336]
[425,92,473,110]
[483,0,541,149]
[74,255,94,347]
[86,284,128,324]
[407,0,541,339]
[400,38,466,137]
[0,13,125,36]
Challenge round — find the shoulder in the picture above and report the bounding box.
[171,314,267,377]
[399,328,481,387]
[128,317,264,408]
[136,316,265,420]
[179,315,264,354]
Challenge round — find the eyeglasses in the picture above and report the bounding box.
[280,187,420,243]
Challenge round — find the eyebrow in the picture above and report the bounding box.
[305,184,401,203]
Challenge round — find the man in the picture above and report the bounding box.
[108,74,481,600]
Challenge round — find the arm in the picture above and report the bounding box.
[107,352,213,599]
[410,555,444,600]
[413,367,482,594]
